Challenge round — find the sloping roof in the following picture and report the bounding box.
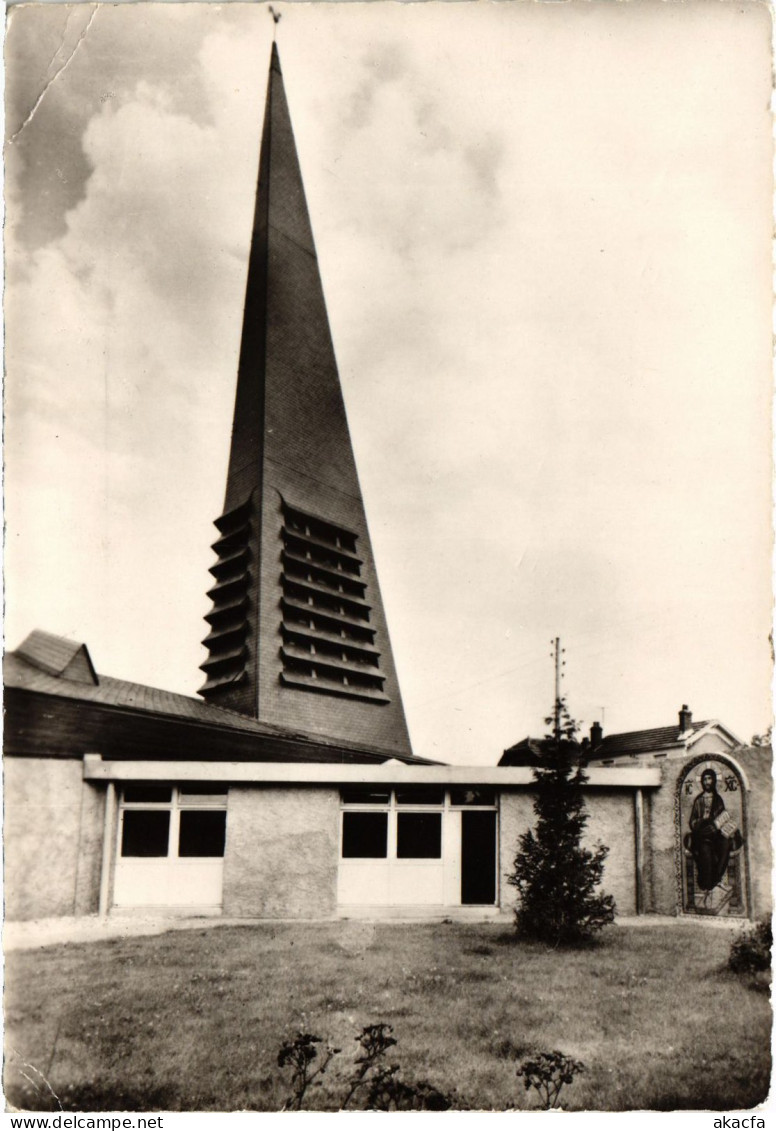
[6,651,280,732]
[4,645,441,766]
[16,629,98,684]
[593,720,710,758]
[499,737,547,767]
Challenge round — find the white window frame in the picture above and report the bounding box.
[339,788,496,863]
[118,785,228,861]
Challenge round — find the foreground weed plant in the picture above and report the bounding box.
[277,1022,457,1111]
[277,1033,340,1110]
[341,1023,397,1109]
[516,1049,585,1109]
[364,1064,455,1111]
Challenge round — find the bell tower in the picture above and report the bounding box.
[199,43,413,756]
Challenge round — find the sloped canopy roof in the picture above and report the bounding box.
[4,634,441,766]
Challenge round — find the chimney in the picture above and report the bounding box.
[590,721,603,747]
[678,704,692,733]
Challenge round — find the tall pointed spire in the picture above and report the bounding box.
[199,43,413,756]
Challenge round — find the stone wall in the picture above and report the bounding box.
[5,757,104,920]
[222,786,339,918]
[738,747,772,918]
[646,746,772,919]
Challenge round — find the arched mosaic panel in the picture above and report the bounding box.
[676,756,748,917]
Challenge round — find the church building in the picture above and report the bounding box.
[4,45,770,925]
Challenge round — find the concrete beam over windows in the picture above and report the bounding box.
[83,754,661,790]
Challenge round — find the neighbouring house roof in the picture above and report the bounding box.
[4,633,441,767]
[498,737,547,766]
[500,715,740,767]
[591,720,710,758]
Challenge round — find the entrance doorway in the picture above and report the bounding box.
[461,810,496,905]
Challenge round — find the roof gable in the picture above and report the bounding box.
[15,630,98,685]
[684,720,741,749]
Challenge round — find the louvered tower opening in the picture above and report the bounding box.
[279,501,389,703]
[199,498,252,696]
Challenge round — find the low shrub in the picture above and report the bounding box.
[728,919,772,975]
[516,1049,585,1110]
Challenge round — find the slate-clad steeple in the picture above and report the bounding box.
[200,44,413,756]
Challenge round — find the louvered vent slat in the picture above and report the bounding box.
[199,498,252,698]
[279,501,389,704]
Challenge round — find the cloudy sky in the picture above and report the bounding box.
[5,1,772,765]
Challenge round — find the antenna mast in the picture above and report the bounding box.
[551,636,565,740]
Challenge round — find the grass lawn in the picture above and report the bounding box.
[4,920,770,1112]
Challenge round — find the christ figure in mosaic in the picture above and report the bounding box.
[686,769,743,894]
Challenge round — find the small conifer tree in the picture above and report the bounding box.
[508,696,615,945]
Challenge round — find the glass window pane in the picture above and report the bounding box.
[395,787,444,806]
[178,811,226,857]
[397,812,442,858]
[341,787,391,806]
[123,786,172,804]
[449,788,496,807]
[121,810,170,857]
[342,812,388,857]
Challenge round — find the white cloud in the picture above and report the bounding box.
[4,18,269,686]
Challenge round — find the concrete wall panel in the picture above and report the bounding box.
[5,758,104,920]
[222,786,338,918]
[584,790,636,915]
[644,763,678,915]
[498,788,637,916]
[497,791,535,914]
